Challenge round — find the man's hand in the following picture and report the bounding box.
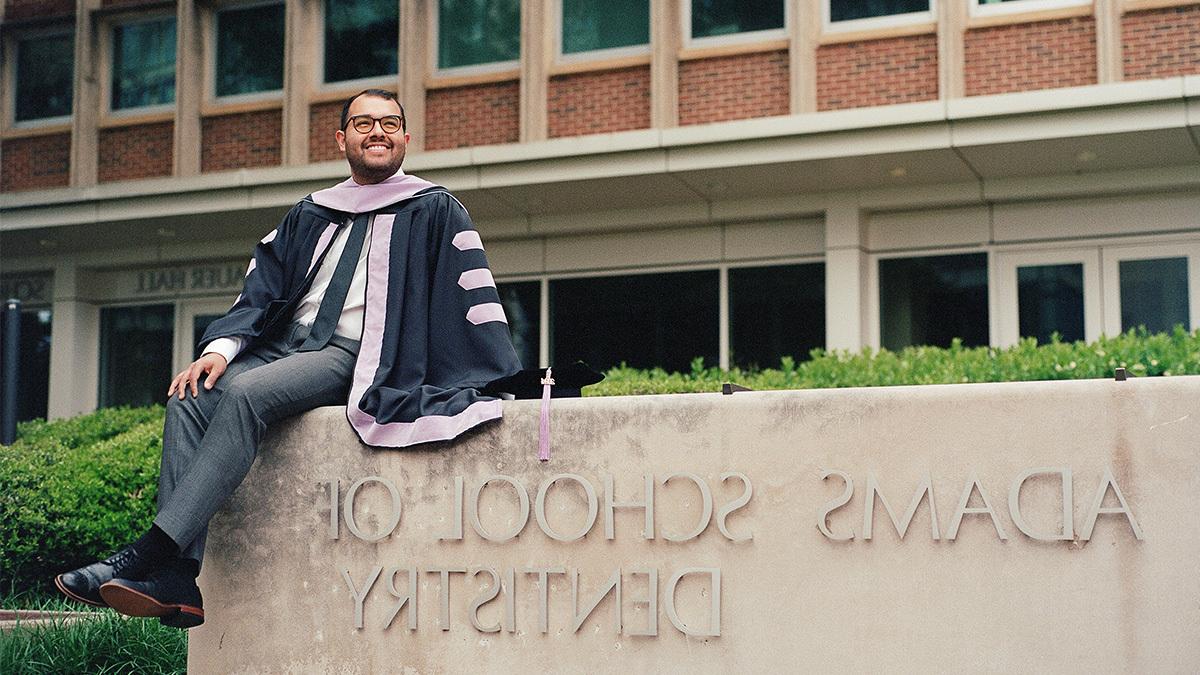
[168,353,229,399]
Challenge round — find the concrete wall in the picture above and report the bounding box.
[190,376,1200,673]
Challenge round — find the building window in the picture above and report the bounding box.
[1018,263,1085,343]
[689,0,785,41]
[1118,257,1189,334]
[437,0,520,71]
[879,253,989,351]
[972,0,1091,17]
[14,32,74,123]
[324,0,398,83]
[551,270,719,373]
[99,305,175,408]
[729,263,825,369]
[111,17,176,111]
[561,0,649,56]
[828,0,930,24]
[497,281,540,369]
[0,308,52,423]
[215,3,285,97]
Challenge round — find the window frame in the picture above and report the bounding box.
[994,247,1102,347]
[554,0,652,65]
[4,24,76,130]
[969,0,1092,19]
[206,0,288,105]
[1101,241,1200,337]
[103,12,178,118]
[430,0,522,78]
[682,0,791,50]
[822,0,937,35]
[316,0,400,92]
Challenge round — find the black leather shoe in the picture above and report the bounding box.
[100,564,204,629]
[55,546,154,607]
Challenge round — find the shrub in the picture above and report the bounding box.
[586,327,1200,396]
[0,407,165,594]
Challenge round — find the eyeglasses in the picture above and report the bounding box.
[345,114,404,134]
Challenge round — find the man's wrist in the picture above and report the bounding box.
[201,337,244,365]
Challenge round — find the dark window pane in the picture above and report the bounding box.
[730,263,825,369]
[324,0,398,82]
[497,281,539,369]
[692,0,784,39]
[830,0,929,22]
[216,4,285,96]
[1119,257,1189,334]
[562,0,649,54]
[15,34,74,121]
[99,305,174,408]
[551,271,718,373]
[438,0,520,69]
[112,18,176,110]
[0,309,52,423]
[880,253,989,350]
[1017,263,1084,343]
[192,314,225,360]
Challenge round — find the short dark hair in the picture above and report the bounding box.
[340,89,406,132]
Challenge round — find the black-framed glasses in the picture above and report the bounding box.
[345,114,403,134]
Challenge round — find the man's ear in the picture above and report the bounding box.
[335,129,346,152]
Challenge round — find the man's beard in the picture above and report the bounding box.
[349,145,406,184]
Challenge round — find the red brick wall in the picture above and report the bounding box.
[1122,4,1200,80]
[1,134,71,192]
[309,101,344,162]
[98,122,173,183]
[424,81,520,150]
[547,66,651,138]
[678,50,789,126]
[964,17,1097,96]
[817,34,938,111]
[4,0,73,20]
[200,110,282,173]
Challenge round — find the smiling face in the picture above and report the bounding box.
[335,94,410,185]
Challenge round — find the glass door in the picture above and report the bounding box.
[1102,242,1200,337]
[995,248,1102,346]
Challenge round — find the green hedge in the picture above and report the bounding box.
[0,407,164,594]
[2,329,1197,593]
[587,327,1200,396]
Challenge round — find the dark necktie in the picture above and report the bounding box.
[298,214,369,351]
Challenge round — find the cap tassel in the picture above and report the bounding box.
[538,367,554,462]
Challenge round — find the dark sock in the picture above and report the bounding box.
[175,558,201,579]
[132,524,181,565]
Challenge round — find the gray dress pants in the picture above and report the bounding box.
[154,323,358,564]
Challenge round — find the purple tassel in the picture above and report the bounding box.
[538,367,554,462]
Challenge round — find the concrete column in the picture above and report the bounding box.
[47,266,98,419]
[174,0,202,177]
[69,0,101,187]
[649,0,679,128]
[937,0,967,99]
[824,202,871,351]
[519,0,551,142]
[1094,0,1122,83]
[400,0,427,152]
[282,0,319,165]
[790,0,819,113]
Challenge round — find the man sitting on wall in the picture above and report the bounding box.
[54,89,522,628]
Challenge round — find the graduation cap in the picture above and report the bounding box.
[482,362,604,462]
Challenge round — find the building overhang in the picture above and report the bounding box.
[3,77,1198,258]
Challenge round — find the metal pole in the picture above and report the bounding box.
[1,298,20,445]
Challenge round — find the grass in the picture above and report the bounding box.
[0,591,186,675]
